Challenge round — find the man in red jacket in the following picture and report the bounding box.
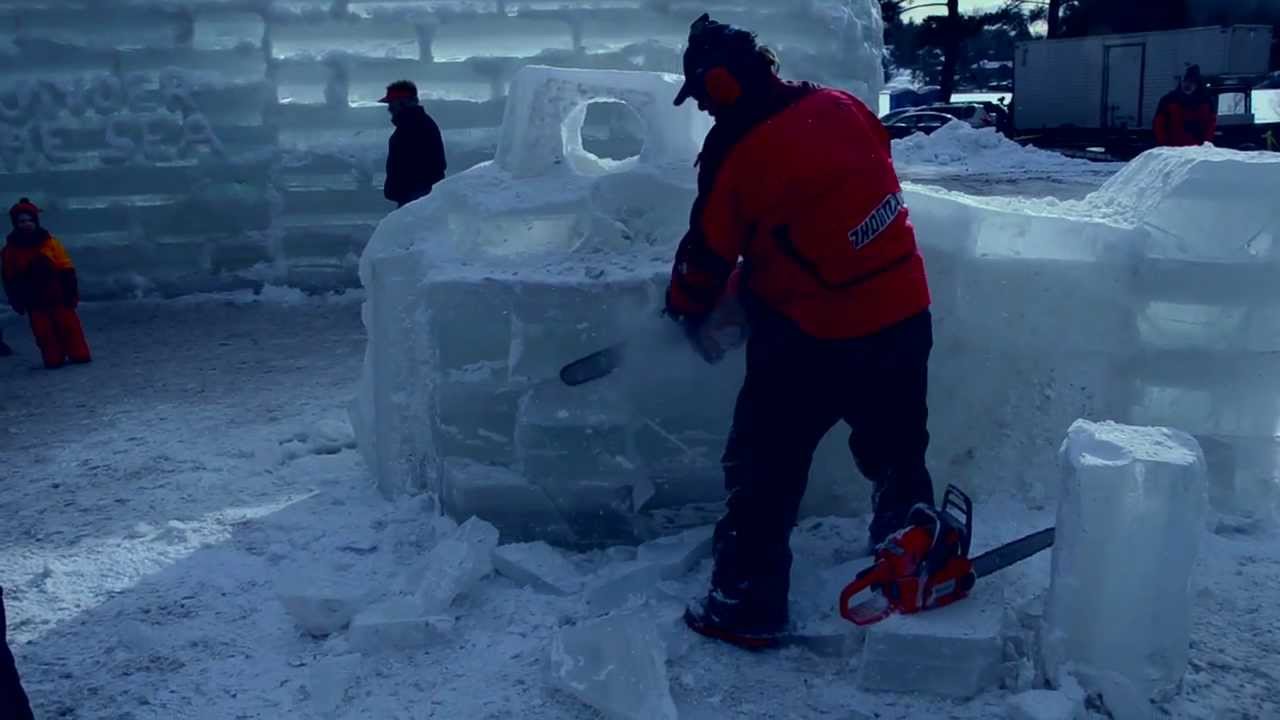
[665,14,937,648]
[1153,65,1218,147]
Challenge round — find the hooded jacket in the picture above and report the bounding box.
[3,207,79,314]
[666,76,930,340]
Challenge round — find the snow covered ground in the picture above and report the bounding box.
[1,294,1277,719]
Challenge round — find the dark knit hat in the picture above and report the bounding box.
[673,14,769,107]
[9,197,39,226]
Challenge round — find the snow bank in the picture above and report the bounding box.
[891,121,1117,179]
[0,0,882,300]
[354,57,1280,545]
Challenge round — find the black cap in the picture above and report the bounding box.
[1184,65,1202,83]
[673,13,761,106]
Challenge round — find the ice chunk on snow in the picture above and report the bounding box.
[410,538,492,611]
[1005,689,1087,720]
[492,542,583,596]
[453,516,500,550]
[403,517,500,611]
[857,581,1006,698]
[348,599,454,654]
[635,525,714,580]
[278,582,366,637]
[784,560,869,658]
[1045,420,1207,717]
[583,561,672,612]
[548,612,678,720]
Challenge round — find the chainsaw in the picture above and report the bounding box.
[839,485,1055,626]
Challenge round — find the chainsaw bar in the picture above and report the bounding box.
[559,342,627,386]
[971,527,1055,579]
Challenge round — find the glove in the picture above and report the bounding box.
[662,307,726,365]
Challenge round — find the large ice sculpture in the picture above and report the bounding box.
[355,64,1280,545]
[910,148,1280,514]
[0,0,884,299]
[1044,420,1207,719]
[353,59,892,547]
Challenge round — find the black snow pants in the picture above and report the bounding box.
[0,588,33,720]
[709,309,936,625]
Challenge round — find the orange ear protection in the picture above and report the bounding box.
[704,66,742,106]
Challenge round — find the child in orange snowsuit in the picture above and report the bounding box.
[2,198,91,369]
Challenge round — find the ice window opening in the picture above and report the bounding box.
[563,99,646,176]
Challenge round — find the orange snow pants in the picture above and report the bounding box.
[28,306,91,369]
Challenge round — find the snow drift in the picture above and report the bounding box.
[354,62,1280,546]
[0,0,883,299]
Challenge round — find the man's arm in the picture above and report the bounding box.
[1152,100,1171,146]
[665,158,748,325]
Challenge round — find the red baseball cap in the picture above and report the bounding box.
[379,80,419,104]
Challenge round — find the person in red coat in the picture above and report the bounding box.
[2,198,92,369]
[664,14,937,649]
[1153,65,1218,147]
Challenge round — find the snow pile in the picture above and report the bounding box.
[891,120,1114,178]
[0,0,882,300]
[1045,420,1208,719]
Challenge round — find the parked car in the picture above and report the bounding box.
[883,111,958,139]
[880,101,1010,135]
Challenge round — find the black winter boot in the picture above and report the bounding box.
[683,591,787,651]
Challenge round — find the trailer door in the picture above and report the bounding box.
[1102,43,1146,128]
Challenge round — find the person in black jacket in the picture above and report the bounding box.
[1,588,35,720]
[379,80,447,208]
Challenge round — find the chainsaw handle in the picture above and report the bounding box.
[839,566,892,626]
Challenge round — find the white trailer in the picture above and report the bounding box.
[1013,25,1273,131]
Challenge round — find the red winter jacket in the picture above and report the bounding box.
[1153,89,1217,147]
[666,79,930,340]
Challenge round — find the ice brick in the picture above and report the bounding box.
[548,611,678,720]
[492,541,583,596]
[1005,689,1086,720]
[348,599,453,654]
[857,581,1007,698]
[439,459,575,545]
[783,560,869,658]
[453,516,501,551]
[413,536,494,613]
[1045,420,1207,716]
[514,382,635,481]
[433,377,520,465]
[423,278,514,371]
[514,382,650,545]
[635,526,714,580]
[507,278,655,382]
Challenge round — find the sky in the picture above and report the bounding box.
[902,0,1009,17]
